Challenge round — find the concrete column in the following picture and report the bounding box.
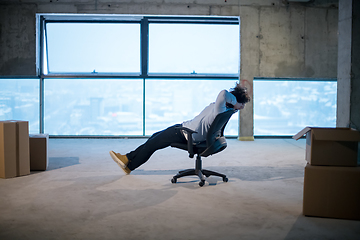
[350,0,360,130]
[337,0,360,130]
[239,6,260,141]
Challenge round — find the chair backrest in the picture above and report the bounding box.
[200,109,236,157]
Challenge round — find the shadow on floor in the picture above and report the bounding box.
[46,157,80,171]
[131,165,304,182]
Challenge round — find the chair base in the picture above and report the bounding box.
[171,168,228,187]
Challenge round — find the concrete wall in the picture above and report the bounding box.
[337,0,360,130]
[0,0,339,137]
[239,2,338,139]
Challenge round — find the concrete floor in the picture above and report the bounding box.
[0,138,359,240]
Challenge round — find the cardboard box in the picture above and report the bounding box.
[293,127,360,167]
[0,120,30,178]
[0,121,17,178]
[29,134,49,171]
[303,164,360,220]
[12,120,30,176]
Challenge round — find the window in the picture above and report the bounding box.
[145,79,238,135]
[0,78,40,134]
[44,79,143,135]
[37,14,240,136]
[254,78,337,136]
[45,23,140,74]
[149,24,239,74]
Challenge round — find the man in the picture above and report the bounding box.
[109,83,250,174]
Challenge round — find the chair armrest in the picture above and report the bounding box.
[175,126,197,134]
[175,126,197,158]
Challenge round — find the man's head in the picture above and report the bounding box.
[228,83,250,110]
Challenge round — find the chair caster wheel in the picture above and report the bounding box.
[199,180,205,187]
[171,178,177,184]
[223,177,228,182]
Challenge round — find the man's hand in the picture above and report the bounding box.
[233,102,245,110]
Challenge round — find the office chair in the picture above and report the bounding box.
[170,109,236,187]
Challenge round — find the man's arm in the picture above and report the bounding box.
[214,90,238,115]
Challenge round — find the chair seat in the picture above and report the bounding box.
[170,142,206,154]
[171,137,227,157]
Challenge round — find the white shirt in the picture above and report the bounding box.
[182,90,238,143]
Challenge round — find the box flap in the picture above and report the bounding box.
[9,120,28,123]
[29,134,49,138]
[312,128,360,141]
[293,127,312,140]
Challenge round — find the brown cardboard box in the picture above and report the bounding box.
[0,121,17,178]
[29,134,49,171]
[0,120,30,178]
[11,120,30,176]
[303,164,360,220]
[293,127,360,167]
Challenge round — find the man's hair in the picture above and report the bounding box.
[230,82,250,104]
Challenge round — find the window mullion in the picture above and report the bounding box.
[141,18,149,136]
[44,22,50,75]
[141,18,149,78]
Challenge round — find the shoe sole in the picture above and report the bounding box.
[109,151,126,169]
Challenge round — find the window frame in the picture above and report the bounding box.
[38,14,240,79]
[33,14,240,136]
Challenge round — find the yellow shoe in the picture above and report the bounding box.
[109,151,131,175]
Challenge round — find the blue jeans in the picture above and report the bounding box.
[126,124,187,171]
